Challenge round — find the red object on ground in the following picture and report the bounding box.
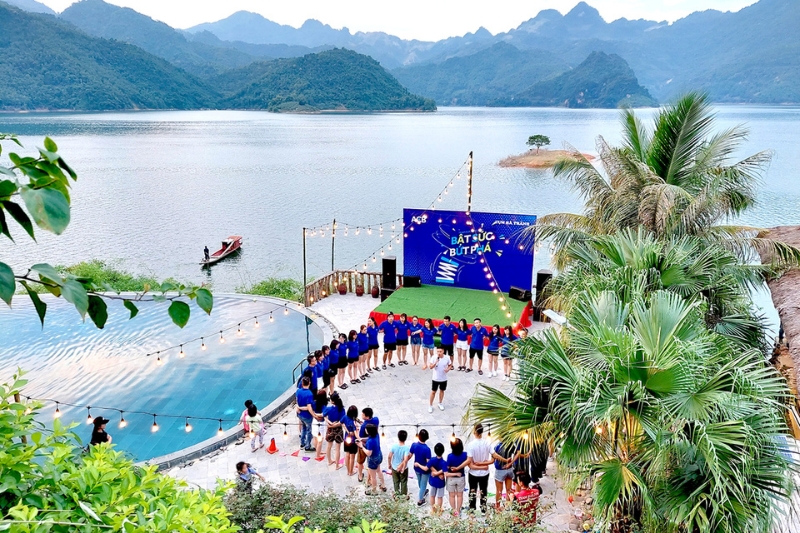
[315,456,325,462]
[266,438,279,454]
[290,450,300,457]
[517,300,533,332]
[514,487,540,523]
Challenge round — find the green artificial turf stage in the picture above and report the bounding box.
[373,284,526,325]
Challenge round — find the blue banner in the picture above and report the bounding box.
[403,209,536,292]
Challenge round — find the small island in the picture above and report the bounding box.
[499,149,595,168]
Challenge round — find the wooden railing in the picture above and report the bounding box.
[304,270,403,306]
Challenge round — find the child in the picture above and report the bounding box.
[367,317,380,372]
[358,424,386,495]
[409,316,423,366]
[378,313,398,368]
[510,472,541,524]
[342,405,360,476]
[468,318,488,374]
[347,330,360,385]
[420,318,436,369]
[323,393,346,469]
[327,340,340,396]
[501,325,518,381]
[487,324,503,378]
[395,313,411,365]
[410,428,432,506]
[388,430,412,498]
[240,399,253,434]
[437,315,457,359]
[357,325,370,380]
[455,319,469,371]
[244,404,264,452]
[427,443,448,514]
[337,333,349,389]
[445,438,469,517]
[236,461,264,492]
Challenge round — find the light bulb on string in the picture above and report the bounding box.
[487,424,492,439]
[219,331,225,344]
[381,426,385,438]
[156,353,163,366]
[185,418,193,433]
[391,223,396,230]
[344,227,349,236]
[201,338,207,350]
[269,312,274,323]
[501,305,507,310]
[490,282,496,287]
[380,249,385,256]
[371,256,376,263]
[284,304,289,316]
[367,228,372,235]
[388,243,392,250]
[415,425,420,441]
[317,425,322,442]
[283,424,289,441]
[151,415,159,433]
[119,412,127,429]
[363,263,368,271]
[217,419,224,437]
[450,425,456,443]
[395,236,400,243]
[86,407,93,424]
[237,324,243,336]
[254,316,260,328]
[437,196,442,203]
[179,345,185,358]
[356,228,361,235]
[506,312,512,318]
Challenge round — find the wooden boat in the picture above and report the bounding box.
[201,236,242,266]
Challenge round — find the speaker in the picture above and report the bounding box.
[382,256,397,290]
[404,275,421,288]
[508,286,532,302]
[534,269,552,305]
[380,288,395,302]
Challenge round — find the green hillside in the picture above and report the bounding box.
[0,2,215,110]
[219,49,436,112]
[504,51,656,108]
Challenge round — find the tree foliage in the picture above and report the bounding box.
[526,135,551,152]
[237,277,304,302]
[0,373,236,532]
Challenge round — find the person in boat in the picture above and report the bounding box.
[204,246,210,261]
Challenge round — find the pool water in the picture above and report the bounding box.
[0,295,324,461]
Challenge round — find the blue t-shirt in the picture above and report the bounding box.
[421,326,436,345]
[357,332,369,352]
[501,333,518,356]
[347,340,359,360]
[488,333,503,352]
[409,323,423,338]
[341,415,357,433]
[390,443,411,469]
[367,325,379,345]
[322,405,345,424]
[494,442,514,470]
[359,416,380,438]
[321,355,329,372]
[338,343,348,362]
[438,323,457,345]
[427,457,447,488]
[456,327,470,342]
[446,452,468,477]
[328,346,340,366]
[296,388,314,420]
[313,364,323,381]
[395,321,410,341]
[365,436,382,460]
[409,442,432,475]
[470,326,488,350]
[379,321,397,343]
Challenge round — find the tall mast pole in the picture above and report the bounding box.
[467,151,474,213]
[302,227,308,307]
[331,218,336,272]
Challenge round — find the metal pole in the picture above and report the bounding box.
[331,218,336,272]
[467,151,474,213]
[302,227,307,307]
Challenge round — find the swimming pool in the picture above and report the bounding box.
[0,294,326,460]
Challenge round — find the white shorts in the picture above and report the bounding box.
[456,340,469,351]
[446,476,466,492]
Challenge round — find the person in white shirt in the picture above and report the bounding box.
[466,423,493,514]
[428,346,452,413]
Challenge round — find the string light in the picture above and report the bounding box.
[237,325,243,336]
[217,419,224,437]
[450,424,456,443]
[283,423,289,441]
[119,412,127,428]
[185,418,193,433]
[86,407,93,424]
[179,345,185,358]
[381,426,385,438]
[487,424,492,438]
[219,331,225,344]
[201,338,207,350]
[255,317,260,328]
[151,414,159,433]
[54,403,61,418]
[283,304,289,316]
[156,354,163,366]
[269,312,274,323]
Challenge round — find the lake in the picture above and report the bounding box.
[3,106,799,294]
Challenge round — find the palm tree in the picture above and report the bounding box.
[468,289,796,533]
[536,92,799,269]
[545,228,770,351]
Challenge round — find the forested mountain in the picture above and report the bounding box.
[3,0,53,14]
[216,49,436,112]
[501,52,656,108]
[0,2,215,110]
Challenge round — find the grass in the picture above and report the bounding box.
[236,277,304,302]
[16,259,177,294]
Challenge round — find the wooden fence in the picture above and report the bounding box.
[304,270,403,306]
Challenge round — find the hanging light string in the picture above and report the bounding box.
[304,218,403,238]
[428,156,470,211]
[344,236,399,272]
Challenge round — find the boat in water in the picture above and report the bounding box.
[201,236,242,266]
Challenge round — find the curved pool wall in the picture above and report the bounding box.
[0,294,334,461]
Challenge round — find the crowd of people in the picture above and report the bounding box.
[234,311,543,519]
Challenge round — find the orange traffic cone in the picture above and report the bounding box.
[266,438,279,454]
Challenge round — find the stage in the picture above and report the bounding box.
[369,285,528,327]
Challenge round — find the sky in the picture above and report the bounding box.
[39,0,757,41]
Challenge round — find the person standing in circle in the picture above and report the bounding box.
[445,438,469,517]
[323,392,346,469]
[466,423,493,515]
[357,325,370,380]
[366,317,381,372]
[501,325,518,381]
[90,416,111,446]
[487,324,503,378]
[428,346,452,413]
[378,312,398,369]
[347,330,361,385]
[409,315,423,366]
[455,319,470,371]
[341,405,360,477]
[337,333,349,390]
[437,315,457,359]
[420,318,437,369]
[395,313,411,365]
[410,428,432,506]
[468,318,488,375]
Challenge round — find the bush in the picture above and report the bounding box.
[57,259,168,292]
[225,482,542,533]
[237,277,304,302]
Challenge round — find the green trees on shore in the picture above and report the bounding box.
[469,93,799,533]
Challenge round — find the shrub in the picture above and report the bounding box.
[237,277,304,302]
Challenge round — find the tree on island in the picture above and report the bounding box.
[526,134,550,153]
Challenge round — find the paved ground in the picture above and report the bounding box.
[171,295,583,531]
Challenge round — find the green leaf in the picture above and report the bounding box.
[2,201,35,240]
[123,300,139,319]
[160,281,177,292]
[195,288,213,315]
[0,180,15,199]
[0,262,15,306]
[20,186,70,235]
[43,137,57,153]
[0,209,9,240]
[20,281,47,327]
[78,501,101,522]
[0,165,13,177]
[168,300,190,328]
[38,148,60,164]
[31,263,63,286]
[61,279,89,319]
[87,296,108,329]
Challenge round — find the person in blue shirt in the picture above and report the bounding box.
[420,318,437,369]
[319,347,331,392]
[357,325,370,381]
[468,318,488,375]
[357,407,380,483]
[297,354,318,395]
[427,443,448,514]
[410,429,432,506]
[327,340,340,396]
[341,405,360,476]
[322,393,346,469]
[337,333,349,390]
[491,440,517,508]
[357,423,387,495]
[501,325,519,382]
[455,318,470,371]
[347,330,361,386]
[236,461,264,493]
[445,438,469,516]
[437,315,458,358]
[295,377,321,451]
[395,313,411,366]
[408,315,424,366]
[378,312,398,369]
[487,324,503,379]
[366,317,381,372]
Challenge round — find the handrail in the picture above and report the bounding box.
[291,357,306,384]
[304,269,403,306]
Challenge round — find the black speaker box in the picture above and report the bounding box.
[509,286,532,302]
[382,256,397,290]
[534,269,552,305]
[380,288,395,302]
[404,275,421,288]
